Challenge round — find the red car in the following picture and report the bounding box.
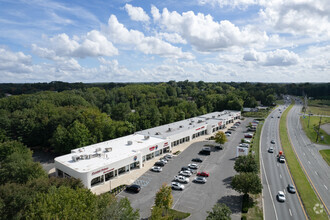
[244,133,253,138]
[197,172,209,177]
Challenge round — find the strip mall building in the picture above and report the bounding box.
[55,110,241,189]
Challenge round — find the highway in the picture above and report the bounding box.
[286,101,330,215]
[260,105,307,220]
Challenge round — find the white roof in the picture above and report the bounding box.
[55,134,164,173]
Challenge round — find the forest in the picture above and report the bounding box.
[0,81,328,219]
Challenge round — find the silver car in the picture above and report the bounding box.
[171,182,185,190]
[277,191,286,202]
[193,176,207,183]
[174,175,189,183]
[179,170,192,177]
[151,166,162,172]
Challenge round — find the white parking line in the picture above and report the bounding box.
[289,208,292,216]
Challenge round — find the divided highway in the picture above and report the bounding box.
[287,102,330,215]
[260,105,307,220]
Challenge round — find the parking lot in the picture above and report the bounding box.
[118,118,253,219]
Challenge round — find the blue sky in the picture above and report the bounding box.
[0,0,329,83]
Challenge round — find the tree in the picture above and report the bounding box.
[234,155,258,173]
[154,184,173,212]
[214,131,227,147]
[206,203,231,220]
[101,197,140,220]
[231,172,262,196]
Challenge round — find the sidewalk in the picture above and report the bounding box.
[91,123,236,195]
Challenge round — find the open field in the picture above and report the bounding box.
[300,116,330,145]
[280,105,328,220]
[306,99,330,116]
[319,150,330,166]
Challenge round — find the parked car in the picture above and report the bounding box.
[244,133,253,138]
[164,154,173,159]
[268,147,274,153]
[179,170,192,177]
[225,133,231,137]
[126,184,141,193]
[243,139,251,143]
[174,175,189,183]
[277,191,286,202]
[231,125,237,129]
[239,143,249,148]
[225,131,232,134]
[193,176,207,183]
[154,161,165,167]
[188,163,198,169]
[171,182,184,190]
[271,140,275,144]
[151,166,162,172]
[197,171,209,177]
[287,184,296,193]
[192,158,203,162]
[159,159,168,164]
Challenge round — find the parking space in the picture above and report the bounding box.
[119,118,253,219]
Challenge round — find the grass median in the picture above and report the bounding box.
[319,150,330,166]
[280,104,328,220]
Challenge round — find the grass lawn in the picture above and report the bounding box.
[300,116,330,145]
[319,150,330,166]
[276,99,284,105]
[306,99,330,116]
[167,208,190,219]
[242,109,271,119]
[280,105,328,220]
[250,121,263,170]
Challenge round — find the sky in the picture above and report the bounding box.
[0,0,329,83]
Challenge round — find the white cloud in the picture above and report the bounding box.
[104,15,194,59]
[259,0,330,38]
[124,4,150,22]
[157,32,187,44]
[151,7,269,51]
[32,31,118,60]
[0,48,33,73]
[243,49,300,66]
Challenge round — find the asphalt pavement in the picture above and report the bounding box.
[118,118,253,219]
[260,105,307,220]
[287,102,330,215]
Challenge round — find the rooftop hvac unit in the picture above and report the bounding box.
[144,135,150,140]
[212,116,215,118]
[198,120,203,123]
[189,123,192,125]
[155,132,161,135]
[127,141,133,145]
[72,155,79,162]
[105,147,112,152]
[95,147,101,152]
[179,125,183,128]
[167,127,172,132]
[71,150,77,154]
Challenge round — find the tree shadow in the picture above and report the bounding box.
[222,176,233,189]
[229,157,237,161]
[217,195,242,214]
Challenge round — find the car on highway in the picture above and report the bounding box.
[197,171,209,177]
[151,166,162,172]
[179,170,192,177]
[278,116,280,118]
[278,155,285,163]
[268,147,274,153]
[174,175,189,183]
[192,158,203,162]
[188,163,198,169]
[271,140,275,144]
[154,161,166,167]
[271,116,274,118]
[193,176,207,183]
[171,182,184,190]
[287,184,296,194]
[126,184,141,193]
[277,191,286,202]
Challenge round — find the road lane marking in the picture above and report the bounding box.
[315,171,318,176]
[280,174,282,179]
[289,208,292,216]
[303,153,305,156]
[324,185,328,190]
[308,161,311,164]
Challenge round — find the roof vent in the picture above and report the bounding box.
[72,155,79,162]
[95,147,101,152]
[179,125,183,128]
[212,116,215,118]
[198,120,203,123]
[105,147,112,152]
[167,127,172,132]
[155,132,161,135]
[144,135,150,140]
[127,141,133,145]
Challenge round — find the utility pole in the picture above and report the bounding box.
[315,115,322,142]
[308,112,311,128]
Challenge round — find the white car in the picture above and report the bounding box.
[151,166,162,172]
[159,159,168,164]
[164,154,173,159]
[193,176,207,183]
[243,139,251,143]
[225,133,231,137]
[171,182,185,190]
[239,143,249,148]
[277,191,286,202]
[188,163,198,169]
[179,170,192,177]
[268,147,274,153]
[174,175,189,183]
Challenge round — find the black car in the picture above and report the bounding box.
[126,184,141,193]
[192,158,203,162]
[225,131,232,134]
[154,161,165,167]
[287,184,296,193]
